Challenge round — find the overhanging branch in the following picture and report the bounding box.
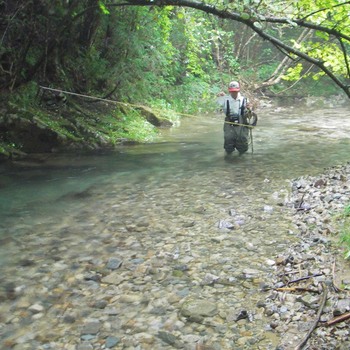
[116,0,350,97]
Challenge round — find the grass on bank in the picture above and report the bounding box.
[1,83,184,158]
[338,204,350,260]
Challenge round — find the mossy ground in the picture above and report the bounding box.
[0,87,176,161]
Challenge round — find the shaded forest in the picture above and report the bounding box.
[1,0,349,159]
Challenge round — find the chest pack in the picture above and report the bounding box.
[226,98,247,122]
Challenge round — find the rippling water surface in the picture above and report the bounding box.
[1,103,350,232]
[1,102,350,349]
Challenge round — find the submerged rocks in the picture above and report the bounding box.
[180,299,218,319]
[1,159,350,349]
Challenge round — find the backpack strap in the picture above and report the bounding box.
[226,100,230,117]
[240,97,247,116]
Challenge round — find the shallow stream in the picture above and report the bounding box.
[1,100,350,349]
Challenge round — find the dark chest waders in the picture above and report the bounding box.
[224,98,252,154]
[226,98,247,124]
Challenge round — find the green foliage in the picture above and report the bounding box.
[283,41,350,83]
[257,63,278,81]
[223,50,241,75]
[344,204,350,217]
[97,6,179,103]
[282,63,304,81]
[181,10,212,79]
[99,1,110,15]
[149,99,181,124]
[166,76,214,114]
[335,204,350,260]
[0,142,17,157]
[277,0,350,87]
[7,82,39,110]
[104,107,158,143]
[3,0,346,104]
[4,0,350,158]
[333,204,350,259]
[34,112,83,141]
[73,47,110,92]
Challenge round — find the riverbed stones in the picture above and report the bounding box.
[101,272,126,285]
[106,257,123,270]
[77,342,93,350]
[180,299,218,319]
[28,303,44,314]
[105,336,120,348]
[81,320,101,335]
[2,160,350,349]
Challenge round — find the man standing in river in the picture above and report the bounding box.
[221,81,256,155]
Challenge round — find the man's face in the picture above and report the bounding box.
[229,91,239,99]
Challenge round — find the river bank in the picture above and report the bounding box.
[267,162,350,349]
[0,93,175,162]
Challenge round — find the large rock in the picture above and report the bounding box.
[180,299,218,318]
[136,106,173,128]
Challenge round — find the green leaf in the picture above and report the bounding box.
[253,21,262,29]
[98,1,110,15]
[241,13,250,20]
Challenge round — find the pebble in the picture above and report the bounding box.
[28,303,44,314]
[76,343,93,350]
[105,336,120,348]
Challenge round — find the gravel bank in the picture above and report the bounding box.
[267,162,350,350]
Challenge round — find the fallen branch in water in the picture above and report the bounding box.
[297,193,306,210]
[294,282,328,350]
[215,279,236,286]
[287,273,322,285]
[275,287,320,293]
[332,257,341,292]
[296,207,311,212]
[278,270,301,276]
[325,312,350,326]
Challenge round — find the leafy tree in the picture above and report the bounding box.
[117,0,350,98]
[2,0,350,106]
[0,0,103,90]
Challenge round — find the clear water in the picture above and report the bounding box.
[1,103,350,237]
[1,102,350,349]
